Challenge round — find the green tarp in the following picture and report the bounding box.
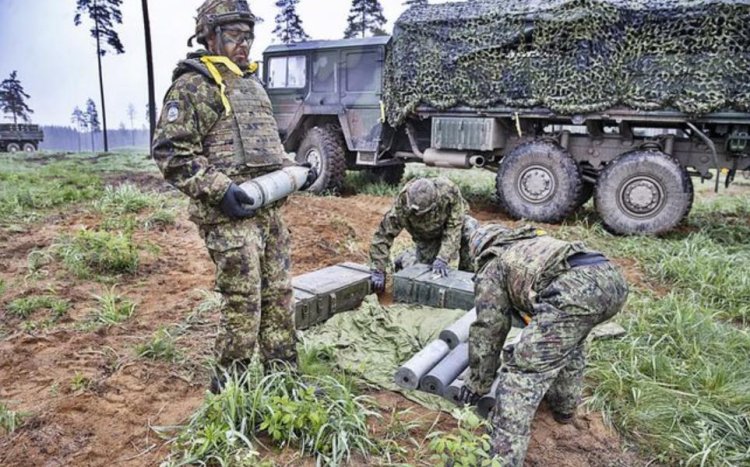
[384,0,750,125]
[302,295,466,411]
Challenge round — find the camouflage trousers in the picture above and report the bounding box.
[485,261,628,466]
[395,216,476,272]
[199,205,297,368]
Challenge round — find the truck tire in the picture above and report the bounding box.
[6,143,20,153]
[594,151,693,235]
[366,164,405,186]
[23,143,37,152]
[296,125,347,194]
[495,141,583,223]
[574,182,595,209]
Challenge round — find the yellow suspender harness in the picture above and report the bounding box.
[199,56,259,116]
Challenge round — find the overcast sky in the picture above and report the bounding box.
[0,0,455,128]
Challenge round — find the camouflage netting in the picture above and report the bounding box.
[383,0,750,126]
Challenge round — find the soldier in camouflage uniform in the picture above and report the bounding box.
[462,223,628,466]
[369,177,477,291]
[152,0,315,392]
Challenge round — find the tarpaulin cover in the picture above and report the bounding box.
[302,295,465,411]
[383,0,750,125]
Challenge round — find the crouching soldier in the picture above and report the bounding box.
[369,177,478,292]
[462,224,628,466]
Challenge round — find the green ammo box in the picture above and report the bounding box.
[393,265,475,311]
[292,262,372,330]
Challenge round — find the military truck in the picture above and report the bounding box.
[262,1,750,235]
[0,124,44,152]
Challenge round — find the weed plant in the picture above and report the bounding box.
[54,228,140,277]
[93,183,160,215]
[0,402,24,434]
[427,407,501,467]
[586,291,750,465]
[167,362,376,466]
[90,286,136,326]
[7,295,69,320]
[70,372,92,392]
[144,208,177,230]
[136,327,181,362]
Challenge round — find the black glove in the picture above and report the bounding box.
[219,183,256,219]
[371,270,386,293]
[299,162,319,191]
[458,385,481,406]
[431,257,449,277]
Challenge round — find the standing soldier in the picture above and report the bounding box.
[369,177,477,291]
[152,0,315,392]
[461,224,628,466]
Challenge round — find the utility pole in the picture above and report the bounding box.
[141,0,156,152]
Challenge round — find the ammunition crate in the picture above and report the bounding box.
[393,265,475,311]
[292,262,371,330]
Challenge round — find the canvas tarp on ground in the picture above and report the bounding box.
[384,0,750,126]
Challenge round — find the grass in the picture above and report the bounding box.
[136,327,181,362]
[163,360,377,467]
[6,295,70,320]
[93,183,162,215]
[70,372,92,392]
[54,227,140,278]
[585,291,750,466]
[89,286,136,326]
[0,402,25,434]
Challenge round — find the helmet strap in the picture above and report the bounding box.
[213,25,226,55]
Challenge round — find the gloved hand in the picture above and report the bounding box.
[371,270,386,293]
[219,183,256,219]
[458,385,482,405]
[431,257,449,277]
[299,162,319,191]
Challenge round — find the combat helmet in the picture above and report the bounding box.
[405,178,438,215]
[189,0,258,47]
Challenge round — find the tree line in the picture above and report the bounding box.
[1,0,430,152]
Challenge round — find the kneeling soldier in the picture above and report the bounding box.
[463,224,628,466]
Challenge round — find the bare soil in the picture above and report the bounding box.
[0,183,641,466]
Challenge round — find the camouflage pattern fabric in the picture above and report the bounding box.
[466,227,628,465]
[369,177,469,272]
[153,51,296,368]
[384,0,750,126]
[394,214,478,272]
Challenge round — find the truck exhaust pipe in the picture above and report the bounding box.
[423,148,471,168]
[469,155,486,168]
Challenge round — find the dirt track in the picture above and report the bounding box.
[0,179,640,466]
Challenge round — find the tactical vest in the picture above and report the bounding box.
[202,68,286,178]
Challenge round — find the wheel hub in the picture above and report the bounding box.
[518,166,556,203]
[305,148,322,172]
[619,176,663,217]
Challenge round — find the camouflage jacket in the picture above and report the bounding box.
[369,177,467,271]
[152,50,290,225]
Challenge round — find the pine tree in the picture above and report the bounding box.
[86,98,101,152]
[71,106,88,152]
[273,0,310,44]
[127,103,136,146]
[344,0,387,39]
[404,0,428,6]
[0,71,33,126]
[74,0,125,152]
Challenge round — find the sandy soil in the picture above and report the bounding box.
[0,174,641,466]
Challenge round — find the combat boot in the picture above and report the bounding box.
[551,410,575,425]
[209,359,253,394]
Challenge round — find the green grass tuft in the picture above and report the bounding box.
[0,402,25,434]
[6,295,70,320]
[136,327,181,362]
[90,286,136,326]
[93,183,159,215]
[54,228,140,278]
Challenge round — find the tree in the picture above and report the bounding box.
[74,0,125,153]
[344,0,387,38]
[273,0,310,44]
[0,71,33,126]
[404,0,428,6]
[127,103,136,146]
[86,98,101,152]
[71,106,88,152]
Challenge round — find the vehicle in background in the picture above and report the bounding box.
[0,124,44,153]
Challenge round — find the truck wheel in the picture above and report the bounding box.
[495,141,583,223]
[296,125,346,194]
[366,164,405,186]
[6,143,20,153]
[594,151,693,235]
[23,143,37,152]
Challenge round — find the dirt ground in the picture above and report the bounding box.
[0,174,641,466]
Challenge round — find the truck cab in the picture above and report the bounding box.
[263,36,402,193]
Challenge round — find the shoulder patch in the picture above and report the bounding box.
[165,101,180,123]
